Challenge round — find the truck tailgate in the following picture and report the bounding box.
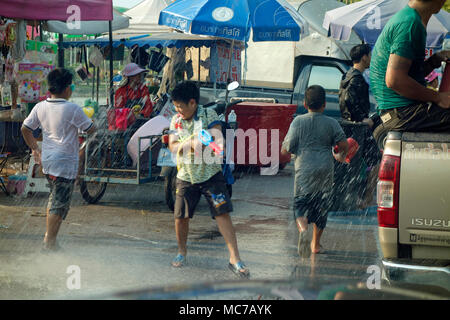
[399,133,450,259]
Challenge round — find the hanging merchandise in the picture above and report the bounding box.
[1,84,12,105]
[148,49,170,73]
[89,46,103,68]
[4,53,15,83]
[18,79,40,103]
[16,62,54,103]
[0,20,17,47]
[11,19,26,61]
[75,46,93,81]
[101,45,124,61]
[130,45,150,68]
[24,40,57,64]
[185,48,194,80]
[0,55,4,84]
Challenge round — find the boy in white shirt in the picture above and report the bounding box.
[22,68,96,252]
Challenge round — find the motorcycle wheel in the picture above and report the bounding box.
[80,180,107,204]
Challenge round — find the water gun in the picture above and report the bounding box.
[333,137,359,164]
[439,61,449,92]
[198,129,223,155]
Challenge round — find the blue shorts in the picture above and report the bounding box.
[293,192,331,230]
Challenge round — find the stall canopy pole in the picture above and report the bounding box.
[198,47,201,85]
[39,21,43,41]
[58,33,64,68]
[96,67,100,104]
[109,21,114,108]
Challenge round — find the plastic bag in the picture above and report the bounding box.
[115,108,135,131]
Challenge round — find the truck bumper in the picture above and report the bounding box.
[381,258,450,276]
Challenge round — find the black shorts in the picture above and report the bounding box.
[174,172,233,219]
[293,192,331,230]
[45,175,75,220]
[380,102,450,133]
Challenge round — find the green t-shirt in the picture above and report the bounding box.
[170,105,222,184]
[369,5,427,111]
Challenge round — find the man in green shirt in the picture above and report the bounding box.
[370,0,450,133]
[168,81,249,278]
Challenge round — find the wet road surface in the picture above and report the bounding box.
[0,164,383,299]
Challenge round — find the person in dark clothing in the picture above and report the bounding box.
[339,44,381,208]
[339,44,374,128]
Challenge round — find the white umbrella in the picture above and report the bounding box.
[323,0,450,48]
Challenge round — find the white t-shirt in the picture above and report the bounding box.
[23,98,93,180]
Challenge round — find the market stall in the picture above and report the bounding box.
[0,0,115,196]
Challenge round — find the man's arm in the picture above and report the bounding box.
[385,54,450,109]
[21,125,41,165]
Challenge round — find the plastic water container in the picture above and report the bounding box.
[439,61,449,92]
[6,175,27,195]
[228,109,237,130]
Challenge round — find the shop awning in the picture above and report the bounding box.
[44,10,129,35]
[62,33,225,49]
[0,0,113,21]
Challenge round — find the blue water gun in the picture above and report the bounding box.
[198,129,223,155]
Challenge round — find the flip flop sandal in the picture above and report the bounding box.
[228,261,250,279]
[171,253,186,268]
[297,231,311,258]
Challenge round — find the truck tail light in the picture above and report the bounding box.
[377,154,400,228]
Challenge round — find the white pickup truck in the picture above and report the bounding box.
[375,60,450,285]
[377,131,450,281]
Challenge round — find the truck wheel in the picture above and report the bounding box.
[373,124,389,150]
[80,181,107,204]
[165,169,177,211]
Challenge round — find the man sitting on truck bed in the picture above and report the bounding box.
[370,0,450,133]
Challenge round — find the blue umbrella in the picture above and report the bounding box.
[158,0,306,42]
[323,0,450,48]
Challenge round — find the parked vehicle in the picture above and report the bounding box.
[376,131,450,282]
[376,63,450,282]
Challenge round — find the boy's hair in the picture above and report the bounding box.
[48,68,73,94]
[350,44,372,63]
[304,85,326,110]
[171,81,200,104]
